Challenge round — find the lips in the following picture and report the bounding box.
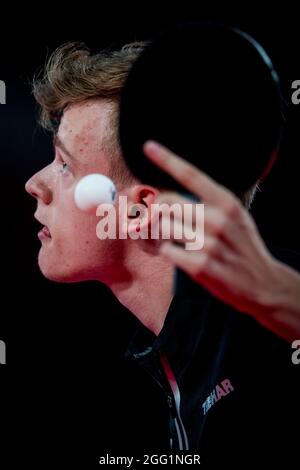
[42,226,51,237]
[34,214,52,240]
[38,225,52,241]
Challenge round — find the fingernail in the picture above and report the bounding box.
[144,140,160,155]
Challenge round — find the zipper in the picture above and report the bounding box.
[159,353,190,451]
[131,347,189,450]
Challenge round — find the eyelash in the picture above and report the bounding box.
[55,150,72,175]
[60,161,70,175]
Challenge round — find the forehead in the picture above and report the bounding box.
[58,99,114,152]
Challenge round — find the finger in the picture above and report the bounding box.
[157,218,204,250]
[159,241,237,300]
[157,201,244,252]
[159,241,207,276]
[143,140,236,208]
[203,206,244,250]
[155,193,204,232]
[156,191,199,207]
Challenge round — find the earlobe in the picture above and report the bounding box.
[127,203,148,238]
[124,185,159,239]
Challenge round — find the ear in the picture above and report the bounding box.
[124,185,160,239]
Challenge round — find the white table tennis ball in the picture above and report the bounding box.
[74,173,116,213]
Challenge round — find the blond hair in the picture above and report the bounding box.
[33,41,145,130]
[33,41,145,185]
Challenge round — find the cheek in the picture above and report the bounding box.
[57,213,100,250]
[52,190,111,252]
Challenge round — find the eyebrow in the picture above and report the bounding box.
[53,135,76,161]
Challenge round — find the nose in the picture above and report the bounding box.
[25,166,53,205]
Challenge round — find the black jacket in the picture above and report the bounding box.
[125,249,300,466]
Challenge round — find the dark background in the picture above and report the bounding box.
[1,8,300,467]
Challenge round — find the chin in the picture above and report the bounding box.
[38,256,101,284]
[38,256,83,284]
[39,266,77,283]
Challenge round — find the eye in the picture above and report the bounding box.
[61,161,70,175]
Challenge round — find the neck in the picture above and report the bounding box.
[104,246,174,335]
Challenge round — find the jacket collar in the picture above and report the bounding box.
[124,291,214,376]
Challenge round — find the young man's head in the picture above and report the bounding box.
[25,42,162,285]
[25,37,266,290]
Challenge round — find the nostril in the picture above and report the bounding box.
[25,173,53,204]
[25,178,40,199]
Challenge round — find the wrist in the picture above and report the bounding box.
[269,260,300,311]
[258,258,300,340]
